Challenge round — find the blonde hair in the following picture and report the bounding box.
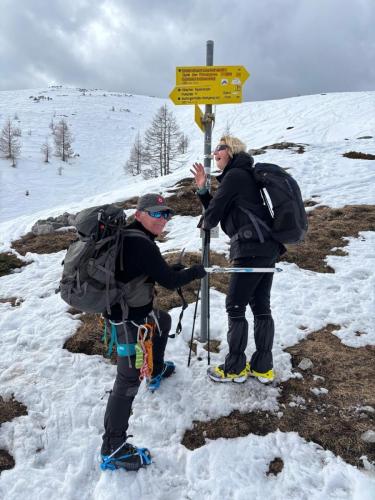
[220,136,247,158]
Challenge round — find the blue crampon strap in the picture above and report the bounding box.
[100,447,152,471]
[147,361,175,392]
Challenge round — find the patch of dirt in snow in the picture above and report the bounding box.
[267,457,284,476]
[156,251,229,310]
[249,142,306,156]
[282,205,375,272]
[63,311,115,361]
[0,297,23,307]
[182,324,375,468]
[12,230,77,255]
[0,396,27,474]
[0,252,27,277]
[343,151,375,160]
[164,178,207,217]
[304,199,319,207]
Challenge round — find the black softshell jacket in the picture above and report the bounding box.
[198,152,283,259]
[109,220,204,320]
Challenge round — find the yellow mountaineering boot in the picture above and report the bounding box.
[246,362,275,385]
[207,364,249,383]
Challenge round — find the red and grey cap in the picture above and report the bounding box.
[137,193,173,212]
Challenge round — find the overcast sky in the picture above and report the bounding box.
[0,0,374,101]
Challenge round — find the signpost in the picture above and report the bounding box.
[169,41,250,343]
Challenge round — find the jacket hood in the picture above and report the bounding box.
[216,151,254,183]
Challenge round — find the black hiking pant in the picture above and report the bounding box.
[101,309,171,454]
[224,255,277,375]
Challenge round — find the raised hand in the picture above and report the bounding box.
[190,162,207,189]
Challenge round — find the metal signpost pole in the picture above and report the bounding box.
[199,40,214,343]
[168,48,249,351]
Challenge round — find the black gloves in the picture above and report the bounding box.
[171,262,186,271]
[190,264,206,279]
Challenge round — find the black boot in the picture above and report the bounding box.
[100,434,151,471]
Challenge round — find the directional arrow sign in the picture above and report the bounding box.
[195,104,205,132]
[169,83,243,105]
[176,65,249,86]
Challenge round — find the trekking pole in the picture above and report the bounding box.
[187,244,208,367]
[204,267,282,274]
[207,267,210,366]
[187,283,201,367]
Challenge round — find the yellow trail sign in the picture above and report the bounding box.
[176,66,249,86]
[169,83,243,105]
[194,105,205,132]
[170,65,250,105]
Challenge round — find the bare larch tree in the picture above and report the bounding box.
[54,119,74,162]
[178,133,189,154]
[125,132,145,176]
[0,118,22,167]
[41,137,52,163]
[143,105,184,177]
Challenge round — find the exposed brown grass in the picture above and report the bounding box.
[0,396,27,474]
[282,205,375,272]
[0,451,14,474]
[0,252,27,277]
[12,231,77,256]
[156,251,229,310]
[0,297,23,307]
[203,339,221,353]
[304,199,319,207]
[63,313,114,360]
[182,325,375,468]
[0,396,27,426]
[343,151,375,160]
[165,176,218,217]
[249,142,306,156]
[164,178,203,216]
[267,457,284,476]
[118,197,138,210]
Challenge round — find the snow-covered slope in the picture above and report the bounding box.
[0,89,375,499]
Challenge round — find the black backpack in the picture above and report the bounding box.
[60,204,148,316]
[252,163,308,244]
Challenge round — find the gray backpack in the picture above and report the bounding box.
[60,204,148,317]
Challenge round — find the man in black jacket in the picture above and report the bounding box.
[100,193,206,471]
[191,136,284,385]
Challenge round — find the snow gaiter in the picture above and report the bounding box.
[250,314,274,373]
[224,317,248,374]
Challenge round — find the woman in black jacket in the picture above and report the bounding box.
[192,136,284,384]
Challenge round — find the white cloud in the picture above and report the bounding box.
[0,0,374,100]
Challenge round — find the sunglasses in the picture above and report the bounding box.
[214,144,229,153]
[147,210,171,220]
